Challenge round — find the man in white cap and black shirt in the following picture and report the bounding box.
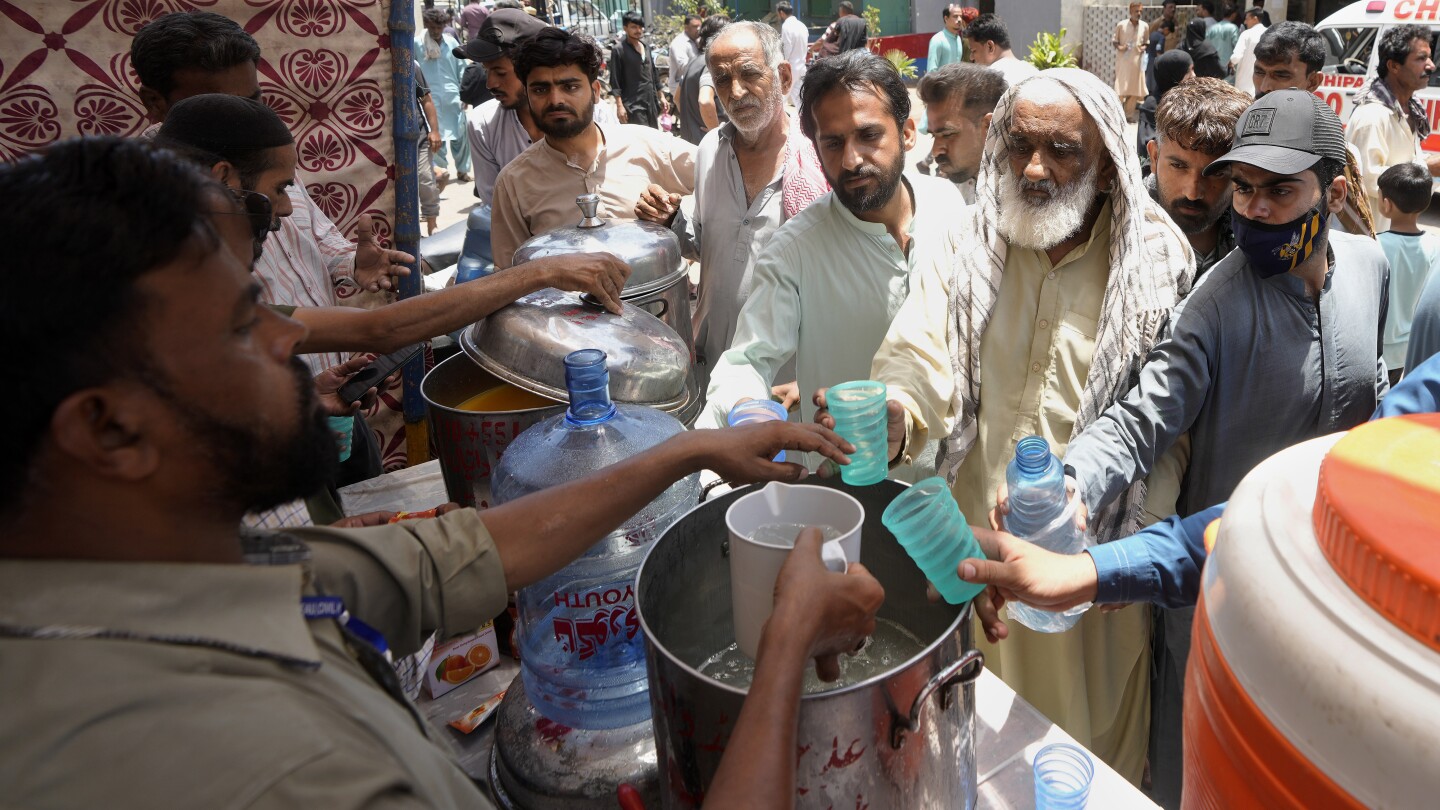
[1058,88,1391,807]
[459,8,548,204]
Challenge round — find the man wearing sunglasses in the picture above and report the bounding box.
[156,94,633,360]
[131,12,418,350]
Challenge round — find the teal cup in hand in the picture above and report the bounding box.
[881,477,986,604]
[826,380,889,486]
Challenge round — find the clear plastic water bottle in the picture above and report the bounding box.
[1004,436,1067,537]
[492,349,699,729]
[1004,436,1087,633]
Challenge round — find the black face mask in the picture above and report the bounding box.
[1230,201,1327,278]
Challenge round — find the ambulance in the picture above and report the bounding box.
[1315,0,1440,157]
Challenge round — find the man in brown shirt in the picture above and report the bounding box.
[491,27,694,267]
[0,137,880,809]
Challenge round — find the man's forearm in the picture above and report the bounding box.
[702,625,808,808]
[1087,503,1222,609]
[481,431,707,591]
[698,86,719,130]
[1065,335,1206,514]
[424,97,440,136]
[292,265,547,354]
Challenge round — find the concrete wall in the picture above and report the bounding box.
[992,0,1119,63]
[994,0,1061,60]
[912,0,949,36]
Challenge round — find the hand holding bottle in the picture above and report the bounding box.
[990,476,1089,533]
[957,527,1102,644]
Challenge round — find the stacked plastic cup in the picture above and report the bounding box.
[727,399,789,462]
[826,380,889,486]
[1033,743,1094,809]
[881,477,987,604]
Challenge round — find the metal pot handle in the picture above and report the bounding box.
[890,648,984,749]
[701,477,732,502]
[577,292,612,310]
[639,297,670,319]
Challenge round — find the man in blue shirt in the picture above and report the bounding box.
[960,351,1440,642]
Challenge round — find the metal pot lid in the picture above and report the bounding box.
[461,287,691,409]
[510,194,687,299]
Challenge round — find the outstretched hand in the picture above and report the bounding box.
[958,526,1101,643]
[352,214,415,293]
[530,251,631,314]
[691,422,853,485]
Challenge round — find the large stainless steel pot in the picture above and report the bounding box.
[420,353,563,508]
[637,478,983,809]
[511,194,693,360]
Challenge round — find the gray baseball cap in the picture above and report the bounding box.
[1202,89,1349,177]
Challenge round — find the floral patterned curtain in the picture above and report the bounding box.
[1,0,417,472]
[0,0,396,242]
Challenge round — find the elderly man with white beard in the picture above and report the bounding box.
[850,70,1195,782]
[636,21,828,396]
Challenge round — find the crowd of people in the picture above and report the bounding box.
[3,5,1440,810]
[1117,0,1276,122]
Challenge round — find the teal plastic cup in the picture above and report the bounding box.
[827,380,888,486]
[881,477,986,604]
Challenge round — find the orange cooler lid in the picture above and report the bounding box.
[1314,414,1440,654]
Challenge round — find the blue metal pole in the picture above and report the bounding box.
[389,0,427,464]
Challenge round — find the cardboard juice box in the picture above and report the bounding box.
[426,621,499,698]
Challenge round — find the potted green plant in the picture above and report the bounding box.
[883,49,918,80]
[1028,28,1078,69]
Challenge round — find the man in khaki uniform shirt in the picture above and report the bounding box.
[0,137,878,809]
[491,27,695,267]
[838,71,1195,783]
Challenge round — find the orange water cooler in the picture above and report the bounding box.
[1183,414,1440,809]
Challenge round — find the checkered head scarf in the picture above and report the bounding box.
[937,68,1196,542]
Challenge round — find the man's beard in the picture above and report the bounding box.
[997,160,1103,250]
[935,154,976,185]
[146,359,338,515]
[728,86,783,139]
[828,147,906,214]
[534,94,595,139]
[1161,186,1228,236]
